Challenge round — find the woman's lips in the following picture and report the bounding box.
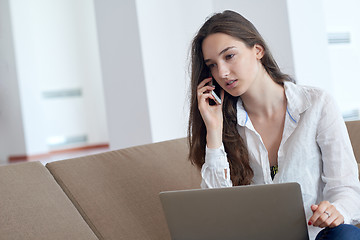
[226,79,238,89]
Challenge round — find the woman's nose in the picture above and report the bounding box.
[217,63,230,78]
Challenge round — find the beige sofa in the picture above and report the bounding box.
[0,121,359,239]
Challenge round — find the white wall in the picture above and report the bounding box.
[0,0,27,163]
[94,0,152,150]
[95,0,214,149]
[9,0,108,154]
[322,0,360,112]
[213,0,295,78]
[68,1,109,145]
[136,0,213,143]
[287,0,332,93]
[213,0,332,94]
[10,0,48,155]
[1,0,339,163]
[136,0,296,145]
[0,0,108,162]
[95,0,335,150]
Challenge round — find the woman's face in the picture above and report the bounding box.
[202,33,264,97]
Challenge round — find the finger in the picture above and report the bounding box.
[312,202,335,227]
[197,77,213,90]
[309,207,325,225]
[220,88,225,102]
[311,205,330,227]
[198,92,215,106]
[311,204,318,212]
[309,201,331,226]
[329,216,344,228]
[313,212,331,227]
[197,86,216,104]
[319,212,337,228]
[197,85,215,95]
[197,77,215,95]
[308,205,318,226]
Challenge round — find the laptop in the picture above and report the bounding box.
[159,182,309,240]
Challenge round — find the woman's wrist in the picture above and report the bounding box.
[206,128,223,149]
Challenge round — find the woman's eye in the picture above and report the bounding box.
[225,54,234,60]
[208,63,215,69]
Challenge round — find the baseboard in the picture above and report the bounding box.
[8,143,109,163]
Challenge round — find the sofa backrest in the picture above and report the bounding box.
[39,120,358,239]
[0,161,98,240]
[46,138,201,240]
[345,120,360,163]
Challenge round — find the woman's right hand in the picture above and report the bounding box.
[197,77,224,148]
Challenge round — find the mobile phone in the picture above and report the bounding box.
[209,77,222,105]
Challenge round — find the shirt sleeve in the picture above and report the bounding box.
[316,93,360,225]
[200,144,233,189]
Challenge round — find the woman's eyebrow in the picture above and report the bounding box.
[219,46,236,56]
[204,46,236,63]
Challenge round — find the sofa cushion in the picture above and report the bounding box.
[46,138,201,240]
[0,161,98,240]
[345,120,360,163]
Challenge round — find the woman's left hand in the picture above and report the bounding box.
[308,201,344,228]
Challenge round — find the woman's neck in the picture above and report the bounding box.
[241,70,286,119]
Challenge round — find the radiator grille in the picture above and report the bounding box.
[328,32,351,44]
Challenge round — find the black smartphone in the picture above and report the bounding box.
[209,76,222,105]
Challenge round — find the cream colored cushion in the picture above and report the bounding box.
[46,138,201,240]
[0,162,98,240]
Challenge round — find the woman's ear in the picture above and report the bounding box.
[254,44,265,60]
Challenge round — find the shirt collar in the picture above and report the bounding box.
[236,81,311,127]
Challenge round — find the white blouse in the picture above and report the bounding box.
[201,81,360,239]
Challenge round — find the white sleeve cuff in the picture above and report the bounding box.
[205,144,229,169]
[332,202,351,224]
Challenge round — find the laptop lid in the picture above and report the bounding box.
[159,182,309,240]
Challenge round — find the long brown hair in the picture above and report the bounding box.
[188,10,293,185]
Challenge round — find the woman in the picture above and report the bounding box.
[188,10,360,240]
